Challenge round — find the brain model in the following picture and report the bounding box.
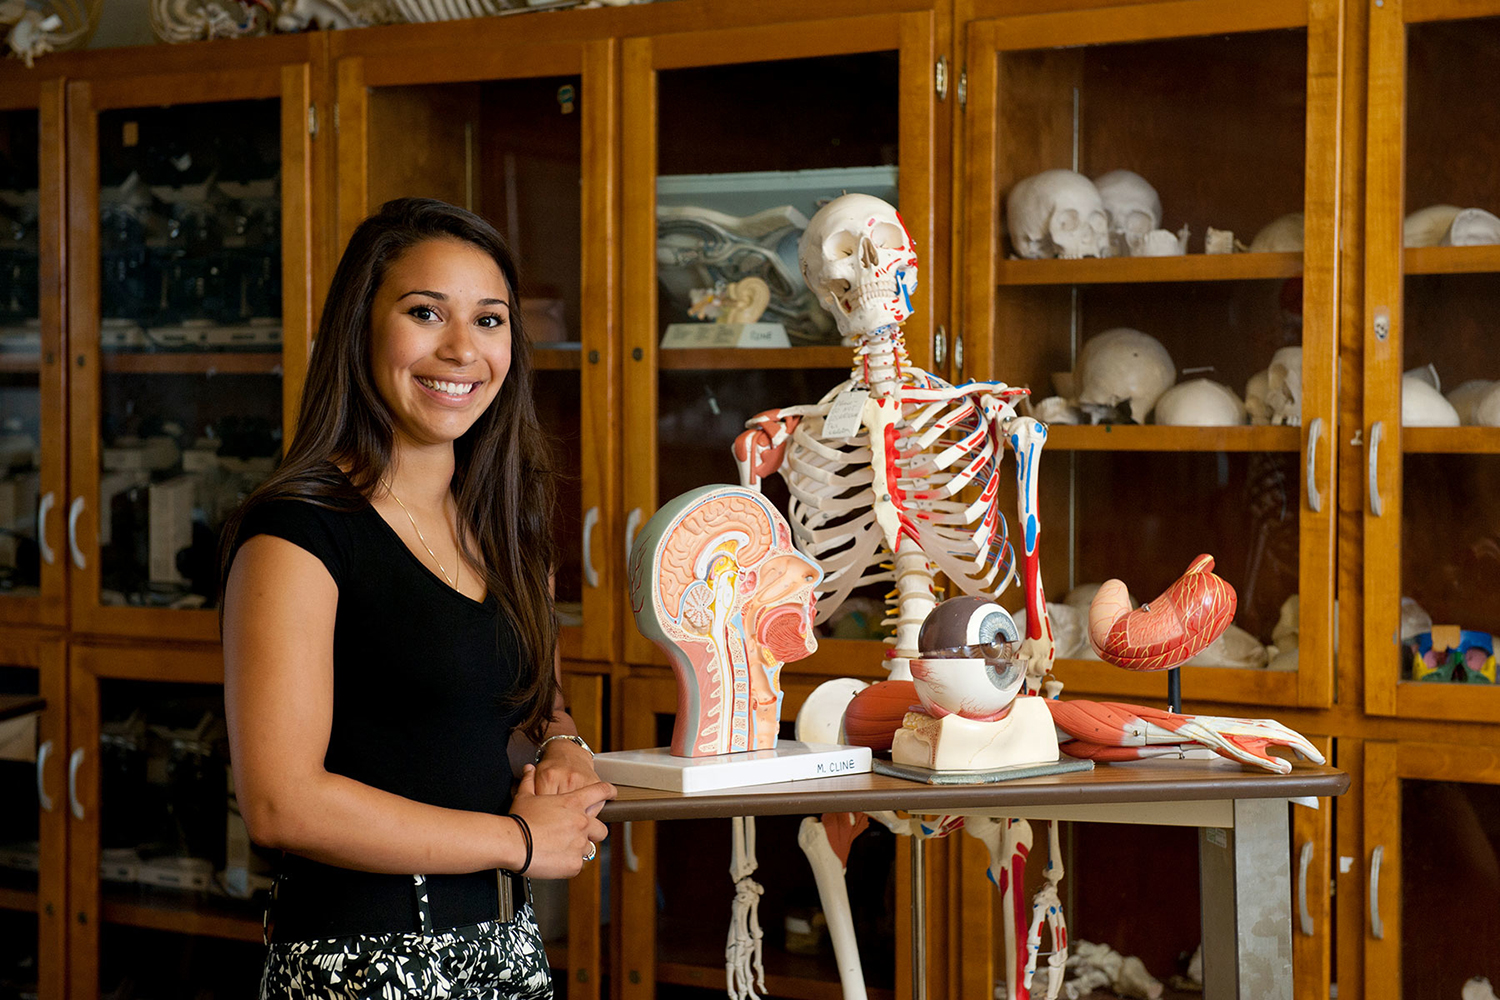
[629,485,824,757]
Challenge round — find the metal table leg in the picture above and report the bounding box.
[1199,797,1293,999]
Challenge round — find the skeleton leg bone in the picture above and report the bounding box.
[797,815,871,1000]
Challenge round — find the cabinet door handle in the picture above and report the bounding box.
[1367,422,1384,517]
[1297,840,1315,936]
[36,739,54,812]
[67,496,86,569]
[1305,418,1323,514]
[623,820,640,873]
[68,747,85,821]
[1370,844,1384,940]
[953,332,965,381]
[625,507,643,565]
[933,325,947,369]
[581,506,600,589]
[37,492,55,566]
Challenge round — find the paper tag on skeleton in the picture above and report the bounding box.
[820,387,869,440]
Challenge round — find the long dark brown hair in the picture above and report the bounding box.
[220,197,558,741]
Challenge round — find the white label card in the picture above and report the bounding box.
[821,388,869,440]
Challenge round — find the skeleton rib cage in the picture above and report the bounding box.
[766,366,1028,639]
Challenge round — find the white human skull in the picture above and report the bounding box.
[1401,596,1433,642]
[799,193,918,341]
[1152,378,1246,426]
[1014,601,1085,660]
[1093,170,1162,257]
[1402,374,1460,426]
[1441,207,1500,246]
[1473,383,1500,427]
[1404,204,1462,248]
[1244,369,1273,425]
[1266,346,1303,426]
[1248,213,1305,253]
[1074,328,1176,424]
[1006,169,1109,260]
[1446,379,1497,425]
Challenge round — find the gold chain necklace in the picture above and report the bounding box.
[389,489,460,590]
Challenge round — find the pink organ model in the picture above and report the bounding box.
[628,484,822,757]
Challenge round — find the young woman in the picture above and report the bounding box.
[221,197,614,999]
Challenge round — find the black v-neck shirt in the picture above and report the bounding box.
[233,495,526,937]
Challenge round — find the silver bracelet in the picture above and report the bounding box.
[534,733,593,764]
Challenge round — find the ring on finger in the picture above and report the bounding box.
[583,841,597,862]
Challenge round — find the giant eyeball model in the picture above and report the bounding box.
[908,596,1026,722]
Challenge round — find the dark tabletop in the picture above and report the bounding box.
[0,694,44,723]
[598,758,1349,822]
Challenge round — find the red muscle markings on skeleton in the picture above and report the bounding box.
[1087,554,1236,671]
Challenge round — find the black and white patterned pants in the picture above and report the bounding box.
[259,876,553,999]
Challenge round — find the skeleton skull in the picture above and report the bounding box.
[799,193,918,341]
[1152,378,1246,426]
[1446,379,1497,425]
[1266,346,1303,426]
[1473,383,1500,428]
[1245,369,1273,425]
[1093,170,1162,257]
[1248,213,1305,253]
[1006,169,1109,260]
[1074,328,1176,424]
[1404,204,1463,248]
[1441,207,1500,246]
[1402,373,1460,427]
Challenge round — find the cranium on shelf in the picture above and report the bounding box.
[1249,213,1305,253]
[1006,169,1109,260]
[1073,327,1176,424]
[1152,378,1246,426]
[1093,170,1162,257]
[798,193,918,344]
[1446,379,1497,425]
[1265,346,1303,426]
[1245,369,1273,425]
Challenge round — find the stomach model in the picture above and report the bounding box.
[1087,554,1236,671]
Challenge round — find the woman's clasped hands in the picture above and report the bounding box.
[509,763,615,879]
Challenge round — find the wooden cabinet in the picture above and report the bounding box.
[0,636,67,1000]
[329,19,622,667]
[619,2,943,680]
[63,36,324,643]
[1362,0,1500,725]
[960,0,1342,711]
[5,2,1500,998]
[1362,740,1500,996]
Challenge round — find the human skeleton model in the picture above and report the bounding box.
[727,193,1054,1000]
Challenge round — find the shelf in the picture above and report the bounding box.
[995,252,1302,286]
[0,885,37,913]
[1404,245,1500,275]
[1402,426,1500,453]
[1043,424,1300,452]
[0,354,40,373]
[101,889,262,943]
[100,352,282,376]
[534,344,583,371]
[658,346,853,372]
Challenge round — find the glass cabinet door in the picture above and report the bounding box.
[963,0,1341,710]
[1363,4,1500,724]
[66,645,265,1000]
[1363,741,1500,996]
[620,11,938,675]
[66,52,318,642]
[332,34,618,665]
[0,83,67,629]
[0,640,65,1000]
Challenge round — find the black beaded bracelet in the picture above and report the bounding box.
[508,814,533,875]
